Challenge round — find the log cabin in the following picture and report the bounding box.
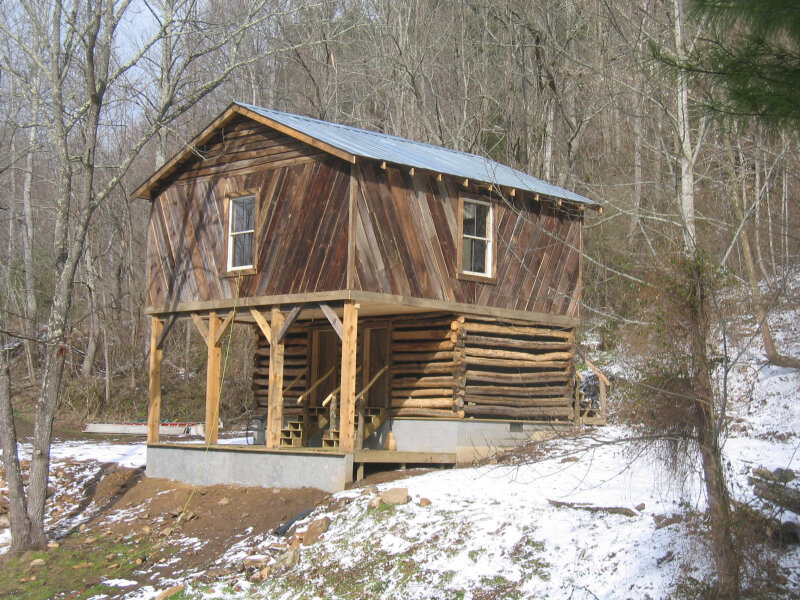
[133,103,604,491]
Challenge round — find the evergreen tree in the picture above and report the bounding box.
[687,0,800,126]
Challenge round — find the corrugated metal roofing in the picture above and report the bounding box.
[236,102,596,206]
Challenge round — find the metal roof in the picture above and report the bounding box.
[236,103,596,206]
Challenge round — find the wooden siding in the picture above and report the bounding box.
[352,163,582,318]
[147,153,350,308]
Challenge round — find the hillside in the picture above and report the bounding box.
[1,281,799,599]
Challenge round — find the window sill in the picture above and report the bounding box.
[457,272,497,284]
[221,267,257,278]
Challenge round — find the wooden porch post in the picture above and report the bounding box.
[147,317,164,444]
[339,302,359,452]
[266,308,285,448]
[205,312,222,444]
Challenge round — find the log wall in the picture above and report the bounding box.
[251,313,576,424]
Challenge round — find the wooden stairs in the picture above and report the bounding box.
[280,406,388,449]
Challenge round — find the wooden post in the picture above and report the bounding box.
[205,312,222,445]
[356,328,370,450]
[339,302,359,452]
[266,308,286,448]
[148,317,164,444]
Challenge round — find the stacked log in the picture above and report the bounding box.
[252,327,309,417]
[456,316,575,421]
[389,314,463,419]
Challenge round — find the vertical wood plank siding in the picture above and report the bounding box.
[146,118,349,307]
[352,163,583,318]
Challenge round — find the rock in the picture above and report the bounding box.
[155,584,185,600]
[160,526,173,537]
[206,567,233,578]
[79,523,87,531]
[219,497,230,506]
[272,547,299,573]
[30,558,46,567]
[302,516,331,545]
[242,556,270,569]
[47,541,60,549]
[367,496,383,510]
[84,536,97,545]
[46,485,56,498]
[419,498,432,507]
[72,562,93,570]
[560,456,579,463]
[253,565,271,581]
[0,515,10,529]
[142,526,152,535]
[653,514,682,530]
[135,557,143,565]
[380,488,409,505]
[635,503,646,512]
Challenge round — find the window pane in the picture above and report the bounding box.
[232,232,253,268]
[462,238,473,272]
[463,202,476,236]
[232,196,255,232]
[474,203,488,238]
[471,239,486,273]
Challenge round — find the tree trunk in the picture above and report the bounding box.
[685,258,741,599]
[0,325,39,552]
[21,113,39,382]
[80,246,100,378]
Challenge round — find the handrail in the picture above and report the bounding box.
[283,367,308,395]
[321,366,362,407]
[354,365,388,403]
[295,366,336,405]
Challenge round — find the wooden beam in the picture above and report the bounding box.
[214,311,235,347]
[275,305,302,344]
[250,308,272,345]
[319,303,344,340]
[191,313,209,345]
[266,308,286,448]
[205,312,222,445]
[155,314,178,350]
[338,302,359,453]
[148,317,164,444]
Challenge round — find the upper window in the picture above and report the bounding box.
[461,197,493,277]
[227,194,255,271]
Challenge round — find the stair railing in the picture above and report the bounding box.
[295,366,336,405]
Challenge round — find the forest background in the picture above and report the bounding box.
[0,0,797,594]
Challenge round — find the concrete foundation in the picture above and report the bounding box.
[146,445,353,493]
[362,418,558,463]
[147,419,566,491]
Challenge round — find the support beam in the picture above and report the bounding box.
[155,314,177,350]
[266,308,286,448]
[275,305,301,344]
[319,303,343,340]
[339,302,359,453]
[250,308,271,344]
[214,311,235,347]
[191,313,209,344]
[148,317,164,444]
[205,312,222,444]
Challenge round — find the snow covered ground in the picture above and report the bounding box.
[1,279,798,599]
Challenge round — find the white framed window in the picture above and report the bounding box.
[227,194,255,271]
[460,197,493,277]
